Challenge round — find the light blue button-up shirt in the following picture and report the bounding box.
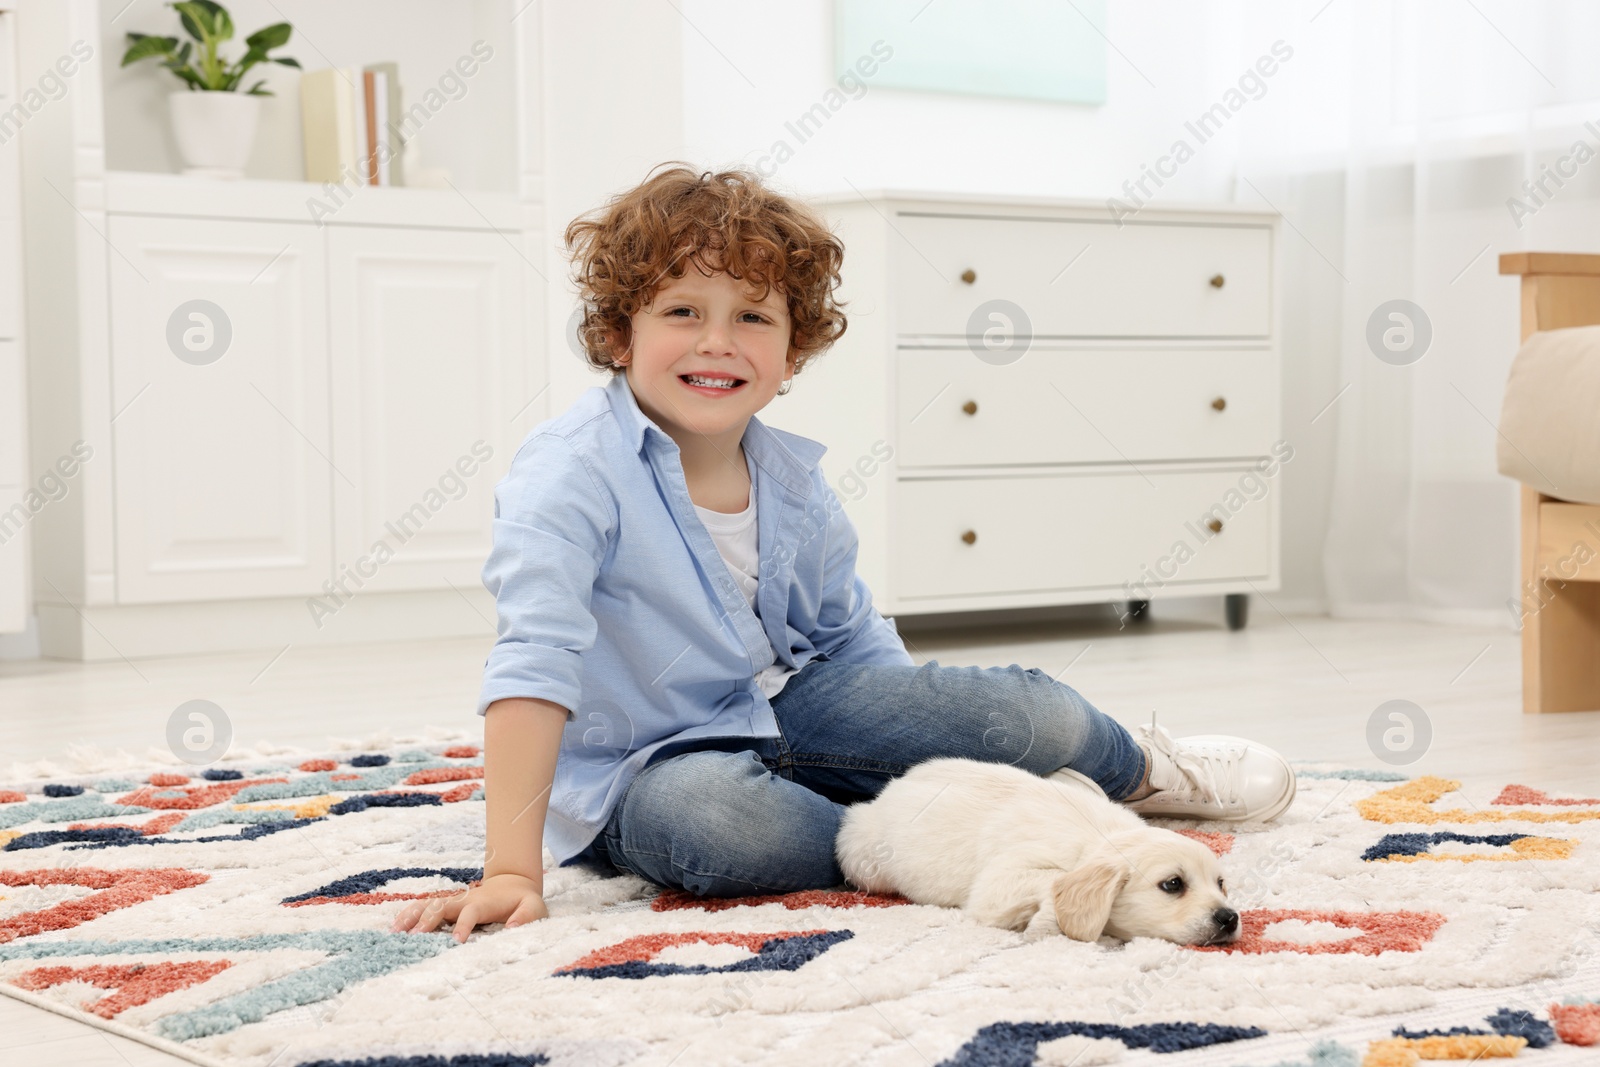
[478,372,913,865]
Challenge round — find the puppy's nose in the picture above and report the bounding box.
[1213,907,1239,934]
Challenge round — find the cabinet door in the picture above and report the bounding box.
[108,216,331,603]
[327,227,525,593]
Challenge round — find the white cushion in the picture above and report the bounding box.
[1497,324,1600,504]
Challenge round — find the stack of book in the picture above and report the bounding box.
[300,63,405,187]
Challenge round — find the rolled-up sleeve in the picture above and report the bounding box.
[477,433,617,719]
[808,478,914,668]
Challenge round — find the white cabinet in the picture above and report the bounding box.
[12,0,544,659]
[776,191,1283,626]
[327,227,525,593]
[104,212,526,606]
[108,216,331,603]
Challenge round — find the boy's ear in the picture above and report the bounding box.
[1051,861,1129,941]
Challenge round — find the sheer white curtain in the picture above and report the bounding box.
[1236,0,1600,626]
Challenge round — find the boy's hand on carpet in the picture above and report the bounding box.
[389,874,549,943]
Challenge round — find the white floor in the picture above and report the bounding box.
[3,608,1598,1065]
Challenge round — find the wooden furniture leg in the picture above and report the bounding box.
[1500,252,1600,713]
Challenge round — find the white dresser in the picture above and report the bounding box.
[775,191,1282,630]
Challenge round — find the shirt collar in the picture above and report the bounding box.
[605,371,825,496]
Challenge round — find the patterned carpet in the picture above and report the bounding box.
[1,729,1598,1067]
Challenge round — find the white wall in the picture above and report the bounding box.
[540,0,1334,614]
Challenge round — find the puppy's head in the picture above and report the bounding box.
[1051,830,1237,945]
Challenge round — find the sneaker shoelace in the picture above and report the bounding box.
[1138,723,1238,807]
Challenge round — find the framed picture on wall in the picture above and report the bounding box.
[833,0,1108,105]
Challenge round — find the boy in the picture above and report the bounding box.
[392,163,1295,943]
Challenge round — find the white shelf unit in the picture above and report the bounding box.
[14,0,547,659]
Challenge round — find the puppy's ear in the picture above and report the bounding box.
[1051,861,1129,941]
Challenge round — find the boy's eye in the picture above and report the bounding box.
[664,308,768,322]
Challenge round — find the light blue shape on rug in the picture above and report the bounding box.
[0,793,153,830]
[169,806,305,832]
[1293,768,1410,782]
[228,759,472,806]
[0,930,454,1041]
[1233,1038,1359,1067]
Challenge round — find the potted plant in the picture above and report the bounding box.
[122,1,300,179]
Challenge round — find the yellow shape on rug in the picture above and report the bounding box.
[1358,776,1600,825]
[233,794,341,819]
[1363,1034,1526,1065]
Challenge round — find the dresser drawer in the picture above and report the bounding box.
[894,468,1272,600]
[892,213,1271,338]
[895,347,1274,467]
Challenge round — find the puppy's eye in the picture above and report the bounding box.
[1218,878,1226,892]
[1159,876,1185,894]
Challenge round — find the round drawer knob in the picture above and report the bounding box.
[1209,274,1225,288]
[1211,396,1226,411]
[1207,518,1224,534]
[960,269,977,285]
[960,529,977,545]
[961,400,978,416]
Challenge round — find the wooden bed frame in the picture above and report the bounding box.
[1499,252,1600,713]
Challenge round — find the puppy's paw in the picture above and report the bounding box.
[1021,908,1059,942]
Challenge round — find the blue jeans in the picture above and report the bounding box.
[566,657,1146,896]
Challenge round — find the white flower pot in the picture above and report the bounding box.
[168,91,262,179]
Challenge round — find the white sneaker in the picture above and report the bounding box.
[1122,723,1296,822]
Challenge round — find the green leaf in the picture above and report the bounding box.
[171,1,229,42]
[245,79,273,96]
[244,22,291,52]
[171,2,207,41]
[121,34,178,66]
[273,57,302,69]
[211,3,234,41]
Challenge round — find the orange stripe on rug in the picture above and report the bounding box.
[1188,908,1445,955]
[0,868,209,942]
[13,960,233,1019]
[1549,1002,1600,1045]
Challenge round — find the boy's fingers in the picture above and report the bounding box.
[453,904,480,943]
[505,895,542,928]
[412,901,445,932]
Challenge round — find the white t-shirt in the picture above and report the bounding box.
[692,454,799,699]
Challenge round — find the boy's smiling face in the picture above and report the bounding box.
[616,262,794,456]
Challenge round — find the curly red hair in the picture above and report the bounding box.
[563,162,848,377]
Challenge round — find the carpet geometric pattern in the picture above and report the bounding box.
[2,731,1598,1067]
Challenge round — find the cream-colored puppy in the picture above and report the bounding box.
[836,757,1239,945]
